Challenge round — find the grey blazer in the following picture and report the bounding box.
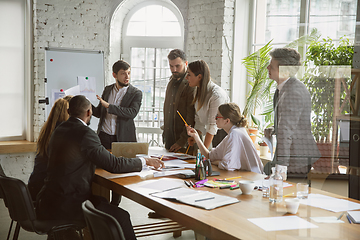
[92,83,142,142]
[275,77,320,172]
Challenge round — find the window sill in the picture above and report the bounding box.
[0,140,37,154]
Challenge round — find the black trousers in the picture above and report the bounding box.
[90,195,137,240]
[98,131,122,205]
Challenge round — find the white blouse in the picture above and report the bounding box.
[209,125,263,173]
[194,81,229,136]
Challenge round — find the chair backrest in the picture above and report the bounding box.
[111,142,149,158]
[82,200,125,240]
[0,175,37,223]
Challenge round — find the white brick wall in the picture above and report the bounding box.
[7,0,234,181]
[186,0,235,95]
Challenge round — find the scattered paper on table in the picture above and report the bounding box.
[106,168,155,179]
[248,216,318,231]
[130,178,185,191]
[310,217,344,223]
[300,194,360,212]
[153,169,195,178]
[254,179,293,188]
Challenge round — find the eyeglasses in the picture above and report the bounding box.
[215,115,223,120]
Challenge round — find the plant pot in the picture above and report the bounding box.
[248,128,258,144]
[259,146,269,157]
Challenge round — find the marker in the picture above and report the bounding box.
[230,185,240,190]
[225,176,242,180]
[214,179,234,183]
[189,180,196,188]
[220,184,236,189]
[177,110,188,126]
[184,180,191,188]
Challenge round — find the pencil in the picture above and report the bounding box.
[225,176,242,180]
[177,110,188,126]
[185,145,190,154]
[159,155,164,161]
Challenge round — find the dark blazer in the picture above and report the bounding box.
[163,74,195,149]
[275,77,320,173]
[36,117,142,221]
[92,84,142,142]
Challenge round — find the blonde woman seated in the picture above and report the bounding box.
[186,103,263,173]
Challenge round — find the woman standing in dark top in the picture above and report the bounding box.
[28,96,72,201]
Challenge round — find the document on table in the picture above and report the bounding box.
[153,169,195,178]
[248,216,318,231]
[347,211,360,223]
[106,168,156,179]
[149,187,240,210]
[253,179,293,188]
[299,194,360,212]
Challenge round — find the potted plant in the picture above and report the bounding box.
[303,36,353,143]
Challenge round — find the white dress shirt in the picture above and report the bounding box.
[209,125,263,173]
[194,81,229,136]
[102,85,129,135]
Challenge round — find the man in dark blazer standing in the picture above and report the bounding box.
[92,60,142,205]
[92,60,142,150]
[36,95,164,240]
[265,48,320,176]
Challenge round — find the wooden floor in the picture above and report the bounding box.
[0,178,348,240]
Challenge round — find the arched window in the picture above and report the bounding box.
[121,2,184,145]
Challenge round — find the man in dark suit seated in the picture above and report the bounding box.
[265,48,320,176]
[36,95,164,240]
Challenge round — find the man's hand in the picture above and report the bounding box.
[96,95,110,108]
[169,143,182,152]
[145,157,165,169]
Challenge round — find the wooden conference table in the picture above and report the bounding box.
[93,155,360,239]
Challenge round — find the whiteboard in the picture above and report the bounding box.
[45,48,105,131]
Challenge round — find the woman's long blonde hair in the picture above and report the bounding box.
[218,103,247,127]
[37,97,71,157]
[188,60,211,111]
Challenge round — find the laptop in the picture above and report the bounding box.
[111,142,149,158]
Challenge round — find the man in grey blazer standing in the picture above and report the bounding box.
[265,48,320,176]
[92,60,142,205]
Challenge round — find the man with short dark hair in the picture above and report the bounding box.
[163,49,195,153]
[92,60,142,150]
[36,95,164,240]
[265,48,320,175]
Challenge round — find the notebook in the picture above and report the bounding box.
[347,211,360,223]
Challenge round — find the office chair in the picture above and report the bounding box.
[0,175,85,240]
[82,200,126,240]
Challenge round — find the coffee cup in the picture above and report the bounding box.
[239,180,255,195]
[285,198,300,214]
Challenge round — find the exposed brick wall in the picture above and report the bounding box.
[186,0,235,95]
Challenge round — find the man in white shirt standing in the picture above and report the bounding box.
[92,60,142,205]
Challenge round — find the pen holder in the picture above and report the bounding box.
[195,165,206,180]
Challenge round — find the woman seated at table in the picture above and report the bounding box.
[28,96,72,201]
[186,103,263,173]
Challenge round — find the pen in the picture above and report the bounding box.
[177,110,188,126]
[346,213,352,224]
[184,180,191,188]
[225,176,242,180]
[185,145,190,154]
[194,197,215,202]
[337,211,345,220]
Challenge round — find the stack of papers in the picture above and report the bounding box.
[347,211,360,223]
[248,216,318,231]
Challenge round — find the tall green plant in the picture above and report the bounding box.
[242,40,274,127]
[304,36,353,143]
